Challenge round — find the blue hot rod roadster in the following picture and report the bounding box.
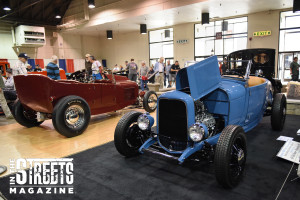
[114,56,286,188]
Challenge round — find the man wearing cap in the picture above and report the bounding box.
[46,55,61,80]
[0,70,13,119]
[85,53,92,76]
[12,53,29,75]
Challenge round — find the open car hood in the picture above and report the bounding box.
[176,56,221,100]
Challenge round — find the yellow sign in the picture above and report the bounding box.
[253,31,271,37]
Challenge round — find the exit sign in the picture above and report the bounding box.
[176,39,188,44]
[253,31,271,37]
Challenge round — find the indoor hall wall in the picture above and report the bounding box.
[98,23,195,69]
[98,31,149,69]
[97,9,283,70]
[247,10,280,75]
[0,23,101,61]
[173,23,195,65]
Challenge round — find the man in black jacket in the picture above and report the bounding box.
[169,61,180,86]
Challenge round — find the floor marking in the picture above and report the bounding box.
[274,163,294,200]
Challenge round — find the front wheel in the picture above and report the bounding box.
[114,111,148,157]
[271,93,286,131]
[13,100,44,127]
[52,96,91,138]
[214,125,247,188]
[143,91,157,113]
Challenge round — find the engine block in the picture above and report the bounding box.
[195,100,216,136]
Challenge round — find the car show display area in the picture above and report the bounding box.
[0,115,299,200]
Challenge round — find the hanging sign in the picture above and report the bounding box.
[253,31,271,37]
[216,32,222,39]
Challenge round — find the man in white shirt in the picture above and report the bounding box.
[88,56,103,80]
[12,53,28,75]
[154,57,164,89]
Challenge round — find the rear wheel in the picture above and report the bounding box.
[13,100,43,127]
[52,96,91,138]
[271,93,286,131]
[214,125,247,188]
[143,91,157,113]
[114,111,148,157]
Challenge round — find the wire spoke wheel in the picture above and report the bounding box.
[215,125,247,188]
[114,111,149,157]
[229,138,246,178]
[125,123,147,150]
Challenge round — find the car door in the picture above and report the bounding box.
[245,83,266,124]
[100,80,117,108]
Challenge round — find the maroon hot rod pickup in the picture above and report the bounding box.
[13,73,157,137]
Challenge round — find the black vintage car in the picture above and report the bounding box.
[225,48,282,94]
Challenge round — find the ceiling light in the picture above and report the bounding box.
[55,9,61,19]
[3,0,11,11]
[88,0,95,8]
[140,24,147,34]
[107,30,113,39]
[3,6,11,11]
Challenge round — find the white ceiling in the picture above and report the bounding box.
[61,0,293,36]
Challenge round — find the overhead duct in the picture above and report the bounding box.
[57,0,90,30]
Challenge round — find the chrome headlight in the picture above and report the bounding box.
[188,124,205,142]
[255,69,263,76]
[137,114,150,130]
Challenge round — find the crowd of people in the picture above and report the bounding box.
[84,55,182,91]
[110,57,181,91]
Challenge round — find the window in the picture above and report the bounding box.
[278,11,300,82]
[195,17,248,61]
[149,28,174,66]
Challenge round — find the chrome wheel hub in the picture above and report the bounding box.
[65,105,85,128]
[147,94,157,110]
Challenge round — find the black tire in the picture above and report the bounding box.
[214,125,247,189]
[13,100,43,128]
[114,111,147,157]
[273,87,281,96]
[52,95,91,138]
[143,91,157,113]
[271,93,286,131]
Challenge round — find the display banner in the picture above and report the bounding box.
[9,158,74,195]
